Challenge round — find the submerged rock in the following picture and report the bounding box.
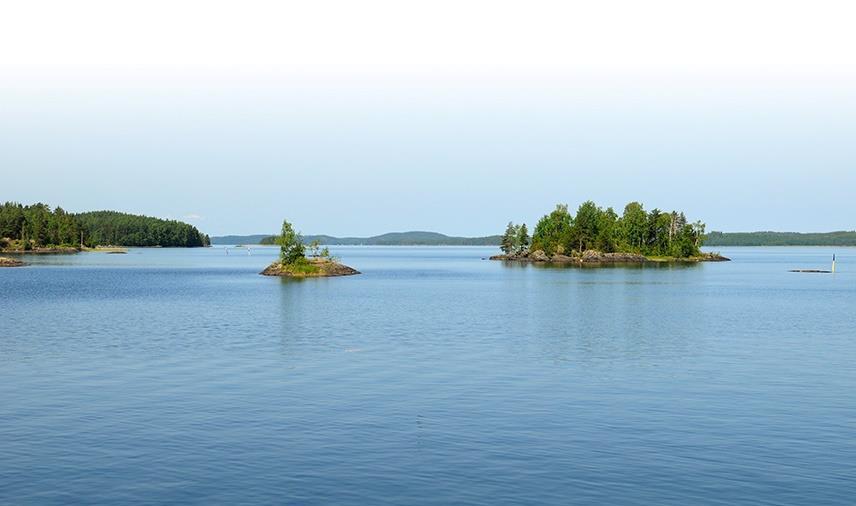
[699,252,731,262]
[261,257,360,278]
[0,256,25,267]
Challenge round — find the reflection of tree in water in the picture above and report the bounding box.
[523,268,703,366]
[276,278,312,356]
[276,277,349,356]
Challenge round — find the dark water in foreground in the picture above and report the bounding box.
[2,246,855,505]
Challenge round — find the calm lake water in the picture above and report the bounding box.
[2,246,855,505]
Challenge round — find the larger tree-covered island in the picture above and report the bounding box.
[492,201,729,264]
[261,220,360,278]
[0,202,210,252]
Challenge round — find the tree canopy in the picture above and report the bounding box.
[500,222,530,255]
[277,219,306,264]
[506,200,705,258]
[0,202,210,249]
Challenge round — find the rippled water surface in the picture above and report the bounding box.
[2,246,855,505]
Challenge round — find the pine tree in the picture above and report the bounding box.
[500,222,516,254]
[516,223,529,254]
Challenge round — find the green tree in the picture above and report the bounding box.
[277,219,305,264]
[571,200,600,252]
[500,222,516,254]
[620,202,647,252]
[515,223,530,254]
[595,207,618,252]
[531,204,573,255]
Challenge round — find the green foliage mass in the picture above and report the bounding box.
[512,200,705,258]
[277,219,306,264]
[0,202,210,249]
[500,222,530,255]
[531,204,573,255]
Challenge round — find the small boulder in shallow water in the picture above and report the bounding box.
[0,256,24,267]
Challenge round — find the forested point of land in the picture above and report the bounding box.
[705,231,856,246]
[500,201,706,259]
[0,202,210,250]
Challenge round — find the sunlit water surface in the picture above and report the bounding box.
[2,246,855,505]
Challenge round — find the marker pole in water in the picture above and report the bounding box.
[832,254,836,273]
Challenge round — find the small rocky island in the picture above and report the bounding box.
[492,201,730,265]
[261,219,360,278]
[0,256,25,267]
[261,257,360,277]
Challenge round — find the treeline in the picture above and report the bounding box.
[0,202,80,248]
[503,201,706,258]
[0,202,210,249]
[706,231,856,246]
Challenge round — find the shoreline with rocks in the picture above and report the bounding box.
[489,249,730,264]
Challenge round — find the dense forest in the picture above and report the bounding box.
[705,231,856,246]
[502,201,706,258]
[0,202,210,250]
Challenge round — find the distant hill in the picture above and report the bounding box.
[706,231,856,246]
[211,231,502,246]
[213,230,856,247]
[209,234,272,245]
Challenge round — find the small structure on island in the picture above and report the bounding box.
[260,219,360,278]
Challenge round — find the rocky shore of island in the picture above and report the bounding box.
[489,249,730,264]
[261,257,360,278]
[0,246,79,254]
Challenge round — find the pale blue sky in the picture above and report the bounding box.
[2,1,855,236]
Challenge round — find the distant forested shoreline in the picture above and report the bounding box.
[0,202,210,250]
[705,231,856,246]
[212,231,502,246]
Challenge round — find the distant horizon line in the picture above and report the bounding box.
[210,229,856,239]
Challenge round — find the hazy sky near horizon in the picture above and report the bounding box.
[2,1,855,236]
